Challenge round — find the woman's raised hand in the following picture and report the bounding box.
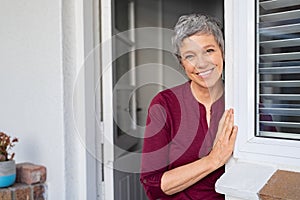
[208,109,238,169]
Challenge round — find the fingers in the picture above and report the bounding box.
[217,109,233,141]
[214,110,229,144]
[210,113,238,168]
[214,108,238,149]
[229,125,238,147]
[224,109,234,140]
[218,109,229,130]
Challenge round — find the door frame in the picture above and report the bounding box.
[100,0,115,198]
[83,0,103,199]
[79,0,102,199]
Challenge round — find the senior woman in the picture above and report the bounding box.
[140,14,238,200]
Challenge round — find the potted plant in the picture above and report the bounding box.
[0,132,18,187]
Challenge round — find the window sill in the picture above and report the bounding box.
[215,160,276,200]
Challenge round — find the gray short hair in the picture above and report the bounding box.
[172,14,224,58]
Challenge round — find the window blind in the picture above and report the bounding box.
[257,0,300,140]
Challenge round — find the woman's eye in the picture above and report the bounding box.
[184,55,195,60]
[206,48,215,53]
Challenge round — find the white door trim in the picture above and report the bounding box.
[101,0,115,199]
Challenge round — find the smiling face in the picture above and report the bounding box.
[180,33,223,89]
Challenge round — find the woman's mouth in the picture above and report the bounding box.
[196,68,214,78]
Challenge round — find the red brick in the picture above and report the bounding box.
[32,184,47,200]
[259,170,300,200]
[16,163,31,183]
[16,163,46,185]
[0,188,12,200]
[10,183,31,200]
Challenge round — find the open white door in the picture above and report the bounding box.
[101,0,145,199]
[100,0,223,199]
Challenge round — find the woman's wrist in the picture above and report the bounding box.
[204,153,221,171]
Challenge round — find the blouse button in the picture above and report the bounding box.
[143,179,147,183]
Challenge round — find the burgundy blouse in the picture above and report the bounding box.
[140,81,225,200]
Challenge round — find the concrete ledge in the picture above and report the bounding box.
[215,162,276,200]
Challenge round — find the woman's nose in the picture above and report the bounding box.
[193,53,210,68]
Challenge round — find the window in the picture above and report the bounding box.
[224,0,300,165]
[256,0,300,140]
[215,1,300,198]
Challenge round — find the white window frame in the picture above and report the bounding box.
[225,0,300,167]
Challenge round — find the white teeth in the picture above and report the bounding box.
[198,68,213,76]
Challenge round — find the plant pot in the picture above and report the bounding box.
[0,160,16,187]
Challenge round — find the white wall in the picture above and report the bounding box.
[0,0,101,199]
[1,0,66,199]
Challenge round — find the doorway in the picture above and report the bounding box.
[101,0,224,199]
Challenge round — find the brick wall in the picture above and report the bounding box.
[0,163,47,200]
